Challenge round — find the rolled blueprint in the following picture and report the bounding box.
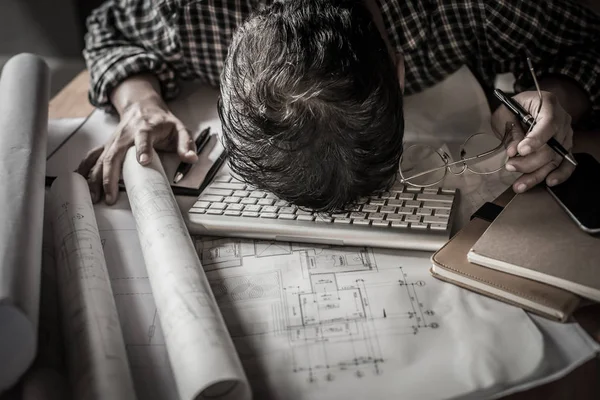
[0,53,50,391]
[122,147,251,400]
[49,173,137,400]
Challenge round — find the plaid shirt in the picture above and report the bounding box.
[84,0,600,125]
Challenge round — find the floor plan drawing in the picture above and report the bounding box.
[254,240,293,257]
[195,237,246,269]
[201,239,441,389]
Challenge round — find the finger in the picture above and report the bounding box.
[77,146,104,177]
[505,144,555,174]
[134,129,153,165]
[175,122,198,163]
[512,157,561,193]
[88,156,105,204]
[516,95,562,156]
[505,121,525,159]
[102,143,128,205]
[546,156,576,187]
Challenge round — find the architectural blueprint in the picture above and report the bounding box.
[191,236,545,400]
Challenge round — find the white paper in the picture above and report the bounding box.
[121,147,251,400]
[185,237,546,399]
[0,54,50,391]
[48,173,137,400]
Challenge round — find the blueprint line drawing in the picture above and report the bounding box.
[254,241,293,257]
[201,237,441,387]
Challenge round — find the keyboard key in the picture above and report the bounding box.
[362,205,379,213]
[398,193,415,200]
[258,198,275,206]
[391,221,409,228]
[430,223,448,231]
[211,182,247,190]
[207,209,224,215]
[265,193,278,199]
[198,195,223,202]
[214,175,231,182]
[410,222,429,229]
[404,200,421,208]
[423,201,451,210]
[391,184,406,192]
[240,198,258,205]
[368,199,386,206]
[404,186,421,192]
[367,213,385,220]
[279,207,297,214]
[315,215,332,223]
[233,190,251,197]
[262,206,279,213]
[243,205,262,212]
[387,199,403,206]
[332,212,349,218]
[441,188,457,195]
[352,219,370,225]
[205,188,233,196]
[398,207,415,215]
[416,193,454,202]
[296,209,313,215]
[380,206,397,213]
[274,200,289,207]
[379,192,397,199]
[435,209,450,217]
[333,218,352,224]
[423,188,439,194]
[224,210,241,216]
[260,212,278,218]
[416,208,433,216]
[249,192,267,198]
[242,211,259,217]
[194,201,210,209]
[404,215,421,224]
[209,203,227,210]
[278,214,296,220]
[189,207,206,214]
[226,204,244,211]
[223,196,241,203]
[386,214,404,221]
[372,220,389,227]
[350,212,367,219]
[296,214,315,221]
[423,215,449,224]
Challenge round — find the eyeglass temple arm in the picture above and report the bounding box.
[401,140,507,182]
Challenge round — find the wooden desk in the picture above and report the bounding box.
[48,72,600,399]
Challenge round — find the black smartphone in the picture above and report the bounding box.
[546,152,600,234]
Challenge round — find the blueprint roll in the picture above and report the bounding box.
[0,53,50,392]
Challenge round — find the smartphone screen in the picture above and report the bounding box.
[547,153,600,233]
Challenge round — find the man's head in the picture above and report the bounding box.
[218,0,404,212]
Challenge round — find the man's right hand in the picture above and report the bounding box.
[77,96,197,204]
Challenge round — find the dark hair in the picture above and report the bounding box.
[218,0,404,213]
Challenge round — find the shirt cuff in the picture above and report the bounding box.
[86,48,179,114]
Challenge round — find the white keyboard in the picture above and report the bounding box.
[186,173,458,251]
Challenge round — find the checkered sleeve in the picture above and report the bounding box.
[82,0,179,113]
[483,0,600,127]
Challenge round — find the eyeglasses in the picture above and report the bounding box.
[399,57,543,187]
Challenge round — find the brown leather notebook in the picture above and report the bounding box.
[431,199,580,322]
[468,186,600,302]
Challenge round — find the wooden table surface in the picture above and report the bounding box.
[48,71,600,399]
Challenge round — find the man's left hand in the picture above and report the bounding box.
[491,90,575,193]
